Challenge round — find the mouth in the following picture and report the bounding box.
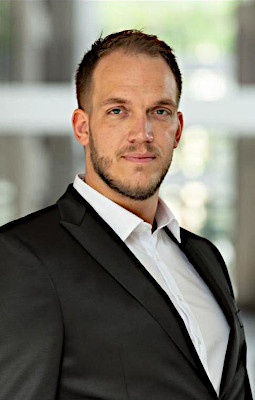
[122,153,157,164]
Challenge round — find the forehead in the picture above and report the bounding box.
[91,50,178,103]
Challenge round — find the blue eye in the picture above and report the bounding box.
[156,109,167,115]
[110,108,122,115]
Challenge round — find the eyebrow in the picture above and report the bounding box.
[100,97,177,109]
[100,97,130,107]
[154,98,177,109]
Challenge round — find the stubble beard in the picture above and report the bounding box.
[89,129,172,201]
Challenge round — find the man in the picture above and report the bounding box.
[0,30,252,400]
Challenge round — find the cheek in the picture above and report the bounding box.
[157,128,176,147]
[90,134,119,157]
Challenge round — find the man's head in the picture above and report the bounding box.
[72,30,183,207]
[75,29,182,110]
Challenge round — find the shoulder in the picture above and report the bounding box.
[0,183,89,267]
[0,183,82,237]
[0,185,74,245]
[180,226,213,243]
[0,203,63,273]
[0,203,59,270]
[180,227,225,261]
[180,226,220,250]
[180,227,234,296]
[0,203,58,235]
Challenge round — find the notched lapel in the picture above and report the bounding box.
[57,186,204,373]
[167,228,243,398]
[180,231,237,319]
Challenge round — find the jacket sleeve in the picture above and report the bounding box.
[0,233,63,400]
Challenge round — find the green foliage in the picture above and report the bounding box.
[99,1,238,55]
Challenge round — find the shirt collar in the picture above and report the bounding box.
[156,197,181,242]
[73,173,181,243]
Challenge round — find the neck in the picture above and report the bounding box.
[84,175,159,226]
[112,194,159,226]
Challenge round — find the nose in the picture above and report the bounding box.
[128,114,154,143]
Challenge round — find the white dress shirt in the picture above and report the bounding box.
[73,174,229,395]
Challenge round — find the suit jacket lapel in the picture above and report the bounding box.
[57,186,207,376]
[165,228,243,397]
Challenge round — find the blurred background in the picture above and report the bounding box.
[0,0,254,393]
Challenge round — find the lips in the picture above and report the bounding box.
[122,153,156,163]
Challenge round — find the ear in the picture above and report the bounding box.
[174,111,184,148]
[72,108,89,147]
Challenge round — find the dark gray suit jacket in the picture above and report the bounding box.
[0,185,252,399]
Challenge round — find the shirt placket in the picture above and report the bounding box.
[145,232,210,378]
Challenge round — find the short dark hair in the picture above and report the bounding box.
[75,29,182,109]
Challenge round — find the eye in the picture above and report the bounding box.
[109,108,122,115]
[154,109,170,116]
